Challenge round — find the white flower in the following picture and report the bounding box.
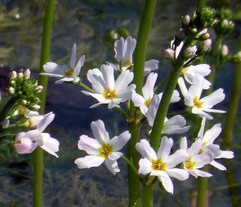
[180,137,213,178]
[136,137,189,194]
[114,36,136,71]
[144,92,180,123]
[41,43,85,84]
[178,75,226,119]
[132,72,158,114]
[14,112,60,157]
[75,119,130,175]
[82,64,135,108]
[145,95,189,135]
[198,118,234,170]
[113,36,159,75]
[143,59,159,76]
[181,64,211,89]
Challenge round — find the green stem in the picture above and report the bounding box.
[197,35,222,207]
[142,184,153,207]
[127,1,157,207]
[150,38,192,150]
[197,166,209,207]
[127,122,141,207]
[33,1,55,207]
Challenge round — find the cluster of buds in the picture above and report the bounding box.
[8,69,43,111]
[164,7,217,62]
[213,8,235,36]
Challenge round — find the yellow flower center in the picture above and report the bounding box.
[144,97,152,107]
[181,67,189,75]
[121,59,133,70]
[184,158,196,170]
[151,159,167,171]
[193,96,203,108]
[64,68,74,77]
[103,88,117,100]
[98,142,113,158]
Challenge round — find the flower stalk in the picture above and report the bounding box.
[127,0,157,206]
[34,0,55,206]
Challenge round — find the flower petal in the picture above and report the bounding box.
[75,155,105,169]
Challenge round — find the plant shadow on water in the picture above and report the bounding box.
[0,0,241,206]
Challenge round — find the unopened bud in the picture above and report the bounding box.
[35,85,43,93]
[18,72,23,78]
[233,51,241,62]
[163,48,174,59]
[183,15,191,26]
[185,47,196,58]
[24,69,31,79]
[201,39,212,51]
[32,104,40,111]
[221,45,229,56]
[8,87,15,95]
[21,100,27,105]
[10,71,17,79]
[176,28,186,40]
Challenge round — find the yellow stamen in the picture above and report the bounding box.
[98,143,113,158]
[102,88,117,100]
[184,158,195,170]
[65,68,74,77]
[121,59,132,70]
[151,159,167,171]
[181,67,189,75]
[144,97,152,107]
[193,96,203,108]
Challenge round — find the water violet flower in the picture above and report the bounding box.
[82,64,135,108]
[75,119,131,175]
[41,43,85,84]
[136,137,189,194]
[14,112,59,157]
[178,75,226,119]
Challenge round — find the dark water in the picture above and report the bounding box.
[0,0,241,206]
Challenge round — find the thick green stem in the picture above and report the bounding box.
[33,1,55,207]
[149,38,192,150]
[127,122,141,207]
[142,184,153,207]
[127,1,157,207]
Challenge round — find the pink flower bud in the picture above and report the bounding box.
[202,39,212,51]
[221,45,229,56]
[163,48,174,59]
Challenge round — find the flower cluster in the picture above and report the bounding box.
[8,69,43,110]
[40,7,235,195]
[0,69,59,157]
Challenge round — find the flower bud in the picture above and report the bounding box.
[24,69,31,79]
[8,87,15,95]
[183,15,191,26]
[35,85,43,93]
[184,47,196,58]
[163,48,174,59]
[176,28,186,40]
[221,45,229,56]
[10,71,17,80]
[18,72,24,78]
[201,39,212,51]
